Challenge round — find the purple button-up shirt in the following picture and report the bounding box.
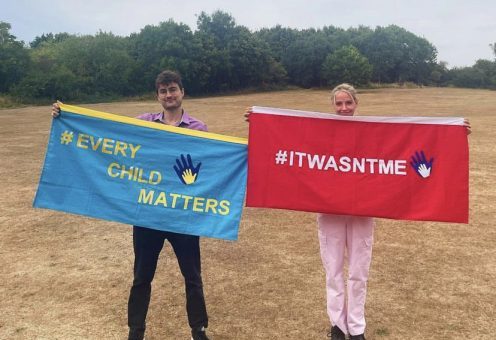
[136,110,208,132]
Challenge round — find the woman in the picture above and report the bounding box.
[321,84,471,340]
[319,83,372,340]
[245,84,471,340]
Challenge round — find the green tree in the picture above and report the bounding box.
[30,32,73,48]
[0,22,30,93]
[429,61,450,86]
[448,66,485,88]
[194,11,238,92]
[356,25,437,84]
[56,32,137,97]
[128,20,206,94]
[346,25,374,47]
[256,25,299,62]
[280,28,337,87]
[196,11,286,92]
[447,58,496,89]
[473,59,496,88]
[14,32,137,100]
[321,46,372,86]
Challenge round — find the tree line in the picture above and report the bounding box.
[1,11,495,102]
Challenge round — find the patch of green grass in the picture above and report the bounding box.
[0,94,23,109]
[375,327,390,336]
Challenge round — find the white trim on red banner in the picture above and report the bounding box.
[252,106,465,125]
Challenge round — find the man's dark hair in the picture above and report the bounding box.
[155,70,183,92]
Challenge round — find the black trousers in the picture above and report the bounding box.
[128,226,208,332]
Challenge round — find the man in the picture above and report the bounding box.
[52,70,210,340]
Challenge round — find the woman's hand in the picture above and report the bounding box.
[244,106,253,122]
[464,118,471,135]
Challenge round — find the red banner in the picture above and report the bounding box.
[246,107,469,223]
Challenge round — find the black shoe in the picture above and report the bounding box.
[350,334,366,340]
[191,326,209,340]
[327,325,346,340]
[128,328,145,340]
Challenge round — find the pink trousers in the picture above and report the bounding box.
[317,214,374,336]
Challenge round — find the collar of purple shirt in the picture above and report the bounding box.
[136,110,207,132]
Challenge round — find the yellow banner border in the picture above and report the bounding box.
[59,103,248,145]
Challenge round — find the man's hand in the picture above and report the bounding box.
[51,102,62,118]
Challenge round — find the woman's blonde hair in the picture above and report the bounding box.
[331,83,358,104]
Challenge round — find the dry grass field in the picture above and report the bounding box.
[0,87,495,340]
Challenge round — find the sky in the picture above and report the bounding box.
[2,0,495,68]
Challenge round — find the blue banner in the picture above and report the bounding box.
[34,104,248,240]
